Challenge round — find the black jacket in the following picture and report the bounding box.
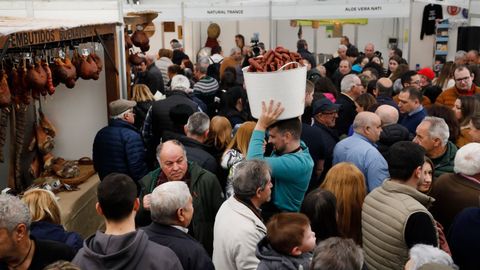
[377,124,412,158]
[136,64,165,95]
[93,119,148,182]
[172,50,189,65]
[297,48,317,67]
[133,101,153,130]
[313,122,340,183]
[301,123,326,190]
[323,56,341,79]
[178,136,218,175]
[376,95,399,110]
[150,91,199,145]
[335,93,357,136]
[143,223,214,270]
[0,236,75,270]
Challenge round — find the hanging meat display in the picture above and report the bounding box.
[51,55,77,89]
[0,68,11,107]
[124,31,133,50]
[0,18,121,193]
[27,60,48,99]
[90,52,103,80]
[128,51,144,66]
[72,49,100,80]
[131,25,150,52]
[39,110,56,137]
[42,60,55,95]
[14,104,27,190]
[0,108,8,163]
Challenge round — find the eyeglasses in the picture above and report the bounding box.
[455,76,471,83]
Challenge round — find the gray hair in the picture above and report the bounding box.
[454,50,467,61]
[146,53,156,62]
[186,112,210,136]
[112,109,131,120]
[196,65,208,75]
[408,244,457,270]
[230,47,241,56]
[340,74,359,93]
[338,45,347,51]
[311,237,364,270]
[375,105,399,126]
[0,194,31,232]
[454,143,480,175]
[233,160,271,198]
[422,116,449,146]
[150,181,191,225]
[196,57,210,74]
[172,41,183,50]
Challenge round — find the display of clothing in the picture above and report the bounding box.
[421,4,443,40]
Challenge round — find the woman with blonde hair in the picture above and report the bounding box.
[320,162,367,245]
[221,121,256,197]
[22,189,83,252]
[131,83,155,130]
[206,116,233,161]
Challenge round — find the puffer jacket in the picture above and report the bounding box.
[93,119,148,182]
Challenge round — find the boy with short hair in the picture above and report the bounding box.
[256,213,316,270]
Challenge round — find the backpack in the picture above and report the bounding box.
[207,57,223,82]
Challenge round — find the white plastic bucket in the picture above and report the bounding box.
[243,62,307,120]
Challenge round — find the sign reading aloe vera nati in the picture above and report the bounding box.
[272,0,410,19]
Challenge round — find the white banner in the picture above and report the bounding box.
[414,0,470,9]
[272,1,411,19]
[184,4,270,20]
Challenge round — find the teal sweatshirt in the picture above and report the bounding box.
[247,130,314,212]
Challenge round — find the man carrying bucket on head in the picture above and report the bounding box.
[246,100,314,221]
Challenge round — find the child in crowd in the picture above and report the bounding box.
[256,213,316,270]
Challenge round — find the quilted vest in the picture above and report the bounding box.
[362,180,437,270]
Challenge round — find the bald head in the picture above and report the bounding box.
[376,77,393,96]
[353,111,382,143]
[364,43,375,59]
[353,112,379,130]
[375,105,399,126]
[156,140,188,181]
[157,140,186,161]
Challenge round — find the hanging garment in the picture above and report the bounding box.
[421,4,443,40]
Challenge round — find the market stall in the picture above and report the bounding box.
[0,17,122,236]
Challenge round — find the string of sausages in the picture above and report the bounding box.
[247,46,302,72]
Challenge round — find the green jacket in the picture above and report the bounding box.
[138,161,225,255]
[431,141,457,178]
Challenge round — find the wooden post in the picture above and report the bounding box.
[103,28,121,114]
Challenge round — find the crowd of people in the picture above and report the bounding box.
[1,35,480,270]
